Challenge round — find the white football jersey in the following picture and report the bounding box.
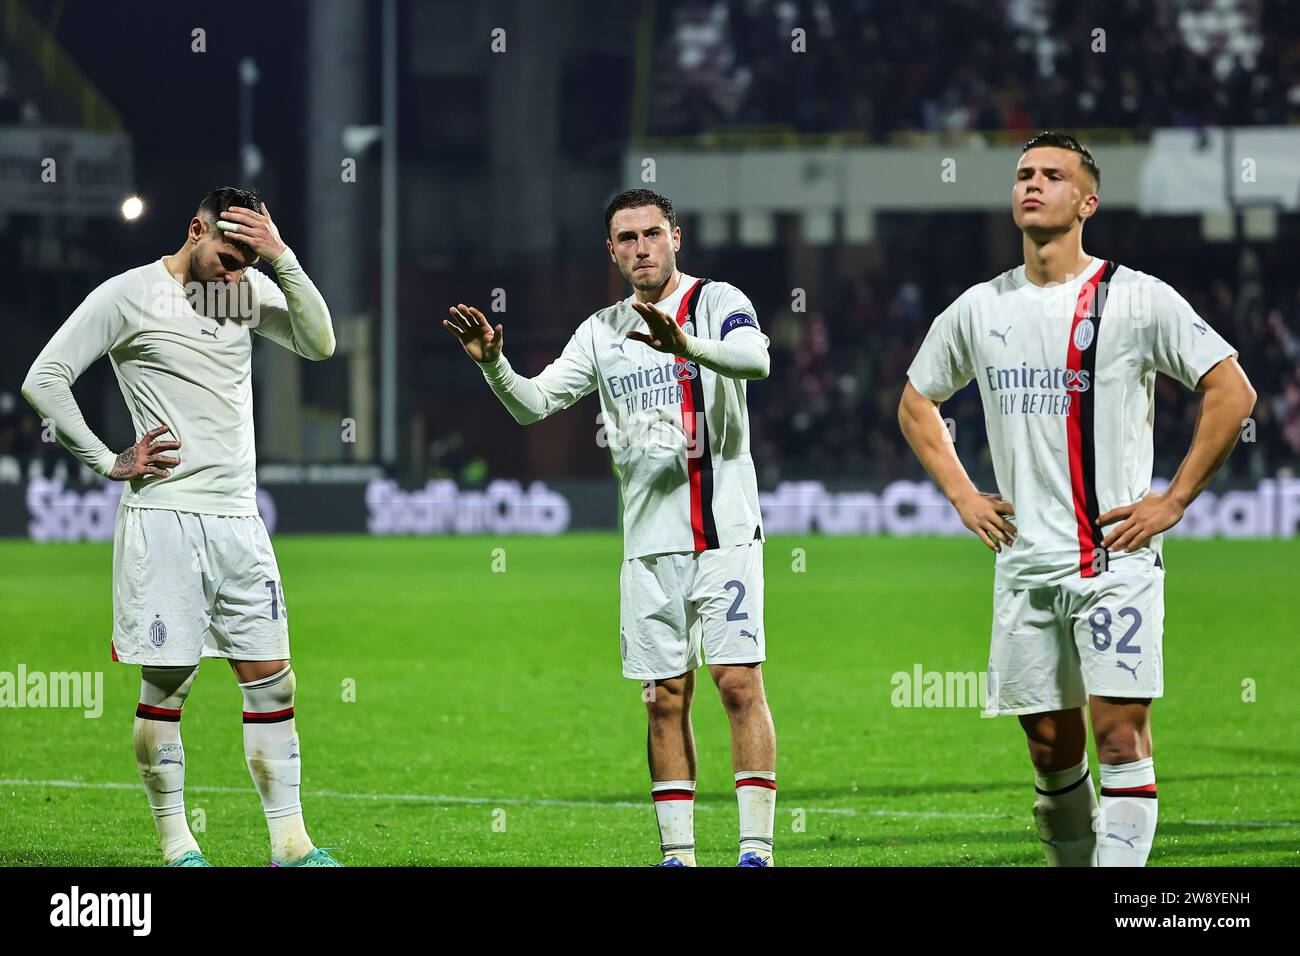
[908,257,1237,587]
[486,273,768,559]
[23,251,331,516]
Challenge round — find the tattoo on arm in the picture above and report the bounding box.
[110,447,135,479]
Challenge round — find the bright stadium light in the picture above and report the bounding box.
[120,196,144,221]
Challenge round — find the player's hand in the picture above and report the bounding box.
[444,304,503,364]
[953,489,1017,553]
[627,301,689,355]
[1099,492,1184,553]
[108,424,181,481]
[218,202,286,261]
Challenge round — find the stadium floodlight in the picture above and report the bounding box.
[342,125,383,154]
[120,196,144,221]
[239,57,262,180]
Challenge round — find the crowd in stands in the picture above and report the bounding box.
[649,0,1300,138]
[743,228,1300,485]
[7,231,1293,487]
[4,1,1299,489]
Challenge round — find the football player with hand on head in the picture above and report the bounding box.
[23,188,341,867]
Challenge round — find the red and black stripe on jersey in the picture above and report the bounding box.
[1066,259,1119,577]
[674,278,720,552]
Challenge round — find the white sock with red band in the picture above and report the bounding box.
[735,770,777,862]
[135,666,201,863]
[1032,757,1098,867]
[240,665,314,863]
[1098,757,1158,867]
[651,780,696,865]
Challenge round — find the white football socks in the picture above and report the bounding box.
[736,771,777,863]
[134,666,201,863]
[240,665,314,863]
[1032,757,1098,866]
[651,780,696,865]
[1098,757,1158,867]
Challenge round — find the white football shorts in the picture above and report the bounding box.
[619,540,765,681]
[985,564,1165,716]
[110,505,290,666]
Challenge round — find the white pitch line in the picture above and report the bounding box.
[2,779,1295,827]
[0,777,979,819]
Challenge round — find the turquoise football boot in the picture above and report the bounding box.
[270,847,343,867]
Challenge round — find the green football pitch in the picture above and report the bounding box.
[1,534,1296,866]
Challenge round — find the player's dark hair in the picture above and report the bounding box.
[604,188,677,235]
[1021,131,1101,191]
[197,186,263,229]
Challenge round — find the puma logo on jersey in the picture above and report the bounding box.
[989,327,1010,345]
[1115,659,1141,680]
[1105,832,1138,847]
[199,328,218,338]
[610,339,627,353]
[740,628,759,645]
[1192,321,1207,335]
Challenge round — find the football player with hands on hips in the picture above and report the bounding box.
[899,132,1256,867]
